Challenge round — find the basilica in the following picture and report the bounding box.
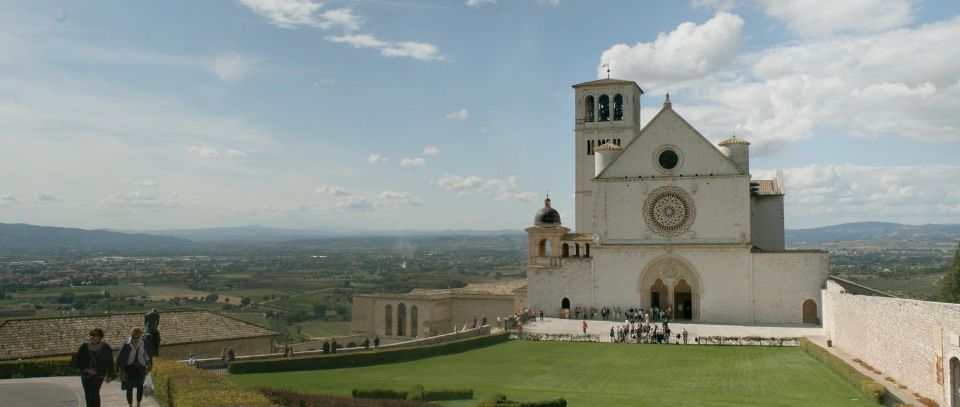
[525,77,828,324]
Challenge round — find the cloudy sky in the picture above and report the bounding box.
[1,0,958,231]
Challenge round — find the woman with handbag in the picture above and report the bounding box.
[72,328,116,407]
[117,327,151,407]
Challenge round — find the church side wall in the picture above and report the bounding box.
[824,281,960,406]
[351,296,375,335]
[750,195,785,250]
[527,259,592,317]
[751,252,827,324]
[596,177,750,244]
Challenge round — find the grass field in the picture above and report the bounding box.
[292,320,350,338]
[230,340,877,406]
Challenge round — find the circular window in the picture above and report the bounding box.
[643,186,696,237]
[658,149,679,169]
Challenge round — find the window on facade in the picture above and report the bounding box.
[613,94,623,121]
[587,140,594,155]
[584,243,590,258]
[385,305,393,335]
[585,96,595,122]
[598,95,609,121]
[562,243,569,257]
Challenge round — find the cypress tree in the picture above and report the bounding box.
[940,243,960,303]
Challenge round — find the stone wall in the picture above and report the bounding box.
[752,251,827,324]
[823,280,960,406]
[160,336,273,360]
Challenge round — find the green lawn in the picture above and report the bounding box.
[292,320,350,338]
[230,340,877,406]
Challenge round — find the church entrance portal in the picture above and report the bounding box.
[639,257,701,320]
[560,297,571,319]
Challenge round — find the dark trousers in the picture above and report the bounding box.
[126,385,143,405]
[81,376,104,407]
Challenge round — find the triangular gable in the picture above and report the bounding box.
[598,107,743,178]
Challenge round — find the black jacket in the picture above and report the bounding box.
[72,343,116,379]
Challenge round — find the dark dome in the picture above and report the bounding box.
[534,197,561,226]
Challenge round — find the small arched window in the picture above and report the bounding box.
[574,243,580,257]
[385,304,393,335]
[584,243,590,258]
[613,94,623,121]
[598,95,610,121]
[539,239,552,257]
[562,243,570,257]
[585,96,595,122]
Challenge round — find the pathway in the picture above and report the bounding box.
[524,317,824,339]
[0,376,160,407]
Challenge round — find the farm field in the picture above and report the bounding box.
[292,320,350,338]
[230,340,877,406]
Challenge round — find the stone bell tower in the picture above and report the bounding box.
[572,78,643,233]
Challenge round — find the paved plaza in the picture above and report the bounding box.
[0,376,159,407]
[523,317,824,340]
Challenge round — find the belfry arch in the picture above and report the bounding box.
[638,256,702,320]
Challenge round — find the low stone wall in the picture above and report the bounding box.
[823,280,960,406]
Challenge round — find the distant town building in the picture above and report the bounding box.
[0,310,277,361]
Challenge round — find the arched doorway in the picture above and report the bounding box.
[561,297,571,319]
[650,279,667,309]
[951,357,959,407]
[638,256,702,320]
[397,303,406,336]
[802,299,818,324]
[410,306,419,338]
[385,304,393,335]
[673,279,692,320]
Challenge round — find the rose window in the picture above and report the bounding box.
[643,187,695,237]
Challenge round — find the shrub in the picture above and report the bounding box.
[260,388,438,406]
[352,389,409,399]
[474,394,567,407]
[0,356,72,379]
[798,338,885,404]
[423,389,474,401]
[152,358,270,407]
[407,385,425,401]
[230,332,510,374]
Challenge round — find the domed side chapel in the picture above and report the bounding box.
[525,77,828,324]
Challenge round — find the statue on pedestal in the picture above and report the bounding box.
[143,308,161,357]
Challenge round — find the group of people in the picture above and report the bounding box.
[72,326,152,407]
[572,305,672,323]
[496,307,545,330]
[606,321,690,344]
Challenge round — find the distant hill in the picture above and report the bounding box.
[0,223,192,252]
[126,225,523,242]
[786,222,960,249]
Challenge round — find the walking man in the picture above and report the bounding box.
[581,320,588,335]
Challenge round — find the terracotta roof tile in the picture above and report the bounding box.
[0,310,277,360]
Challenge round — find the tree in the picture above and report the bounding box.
[240,297,251,307]
[206,293,219,303]
[940,243,960,303]
[313,303,328,319]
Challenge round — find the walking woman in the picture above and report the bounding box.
[72,328,116,407]
[117,327,151,407]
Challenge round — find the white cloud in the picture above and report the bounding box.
[755,164,960,227]
[445,109,469,120]
[0,194,22,207]
[400,158,427,168]
[226,148,247,158]
[422,146,441,156]
[437,174,538,202]
[312,78,335,87]
[336,196,374,211]
[378,190,425,207]
[599,12,743,89]
[103,191,199,208]
[316,185,350,196]
[465,0,496,7]
[132,180,159,188]
[368,153,386,164]
[327,34,446,61]
[758,0,915,37]
[185,145,220,157]
[238,0,359,30]
[676,15,960,153]
[36,192,64,204]
[213,51,255,81]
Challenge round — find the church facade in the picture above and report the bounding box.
[526,78,828,325]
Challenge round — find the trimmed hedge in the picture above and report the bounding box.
[353,389,409,399]
[475,394,567,407]
[259,388,439,406]
[352,386,474,401]
[0,356,72,379]
[230,331,511,374]
[152,358,271,407]
[799,338,885,404]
